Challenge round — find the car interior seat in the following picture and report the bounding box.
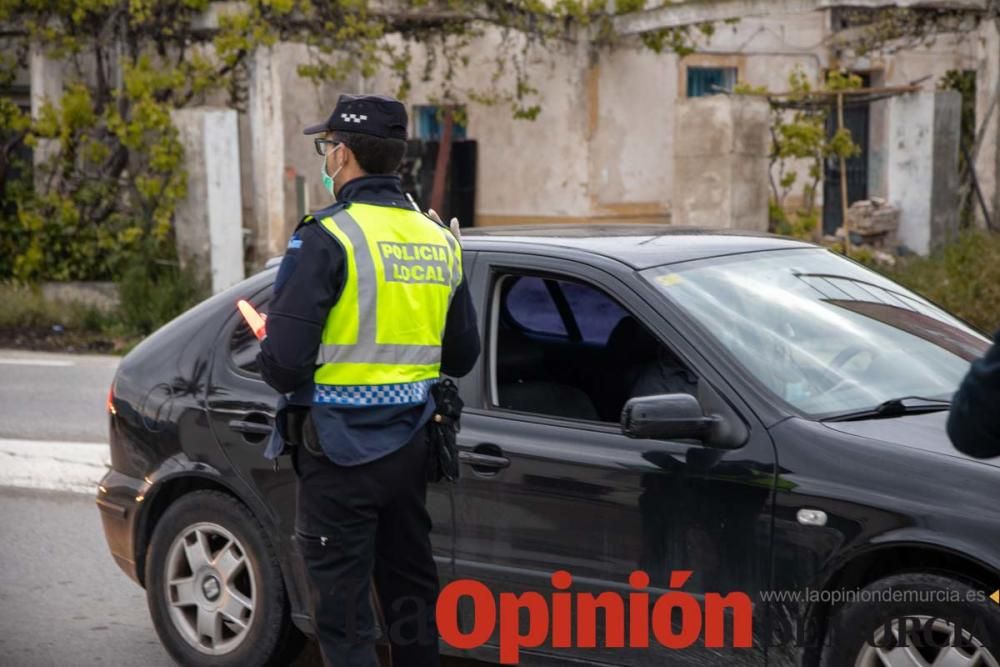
[496,327,600,420]
[598,316,661,420]
[497,381,600,421]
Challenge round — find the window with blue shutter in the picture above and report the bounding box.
[686,67,738,98]
[413,105,467,140]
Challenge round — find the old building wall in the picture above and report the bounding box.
[365,30,592,226]
[588,46,678,222]
[247,43,351,263]
[287,6,999,235]
[673,95,771,230]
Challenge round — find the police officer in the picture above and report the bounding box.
[948,333,1000,458]
[257,93,480,667]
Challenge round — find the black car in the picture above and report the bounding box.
[98,225,1000,667]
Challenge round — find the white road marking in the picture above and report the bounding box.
[0,358,75,367]
[0,438,109,494]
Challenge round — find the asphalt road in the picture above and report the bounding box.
[0,487,173,667]
[0,350,481,667]
[0,350,118,442]
[0,487,336,667]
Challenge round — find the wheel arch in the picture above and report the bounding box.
[135,471,259,586]
[801,541,999,666]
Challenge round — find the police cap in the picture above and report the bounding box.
[303,94,408,141]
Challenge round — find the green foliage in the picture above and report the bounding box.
[116,258,204,336]
[0,267,202,351]
[939,69,978,227]
[736,67,862,239]
[0,0,211,285]
[877,230,1000,333]
[825,69,864,92]
[0,282,109,333]
[835,7,983,57]
[634,21,717,57]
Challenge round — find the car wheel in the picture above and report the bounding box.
[145,490,303,667]
[821,573,1000,667]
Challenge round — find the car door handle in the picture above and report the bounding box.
[459,451,510,469]
[228,419,273,436]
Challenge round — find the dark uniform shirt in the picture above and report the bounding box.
[257,175,480,465]
[947,331,1000,458]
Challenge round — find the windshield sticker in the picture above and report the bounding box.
[656,273,683,287]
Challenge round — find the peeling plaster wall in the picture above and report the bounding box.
[589,46,678,219]
[247,43,353,263]
[976,19,999,230]
[888,91,962,253]
[233,6,998,236]
[366,30,592,225]
[673,95,771,230]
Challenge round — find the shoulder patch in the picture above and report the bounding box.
[287,234,303,250]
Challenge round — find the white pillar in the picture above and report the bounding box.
[204,110,245,292]
[247,47,287,262]
[29,43,62,188]
[887,91,961,255]
[172,108,245,293]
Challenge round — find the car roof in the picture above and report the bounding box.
[462,224,817,269]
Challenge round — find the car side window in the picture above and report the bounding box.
[493,272,697,423]
[560,280,628,345]
[230,296,270,376]
[505,276,568,337]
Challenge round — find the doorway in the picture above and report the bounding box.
[823,73,871,235]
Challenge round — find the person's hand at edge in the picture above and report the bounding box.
[427,208,461,245]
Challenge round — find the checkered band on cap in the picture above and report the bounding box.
[314,379,437,406]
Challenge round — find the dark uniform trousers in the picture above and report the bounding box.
[293,429,441,667]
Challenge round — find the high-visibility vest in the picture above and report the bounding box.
[311,203,462,406]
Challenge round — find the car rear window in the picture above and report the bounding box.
[230,296,270,375]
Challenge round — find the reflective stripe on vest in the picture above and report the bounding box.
[312,205,462,404]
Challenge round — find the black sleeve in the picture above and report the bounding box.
[947,332,1000,458]
[257,223,345,394]
[440,277,481,378]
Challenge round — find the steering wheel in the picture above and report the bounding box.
[830,345,876,371]
[817,345,879,397]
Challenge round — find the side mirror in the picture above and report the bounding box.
[621,393,715,440]
[621,384,748,449]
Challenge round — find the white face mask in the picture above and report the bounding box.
[321,144,344,199]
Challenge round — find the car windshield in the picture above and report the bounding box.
[642,248,991,418]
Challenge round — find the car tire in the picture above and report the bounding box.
[821,572,1000,667]
[145,490,304,667]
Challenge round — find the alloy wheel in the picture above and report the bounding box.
[164,521,257,655]
[855,615,999,667]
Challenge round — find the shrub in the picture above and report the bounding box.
[0,252,204,351]
[116,260,204,336]
[877,230,1000,334]
[0,282,111,333]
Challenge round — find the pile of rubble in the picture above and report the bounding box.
[822,198,900,264]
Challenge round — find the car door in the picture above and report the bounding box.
[451,252,775,666]
[204,283,458,589]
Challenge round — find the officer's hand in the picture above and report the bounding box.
[428,209,461,245]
